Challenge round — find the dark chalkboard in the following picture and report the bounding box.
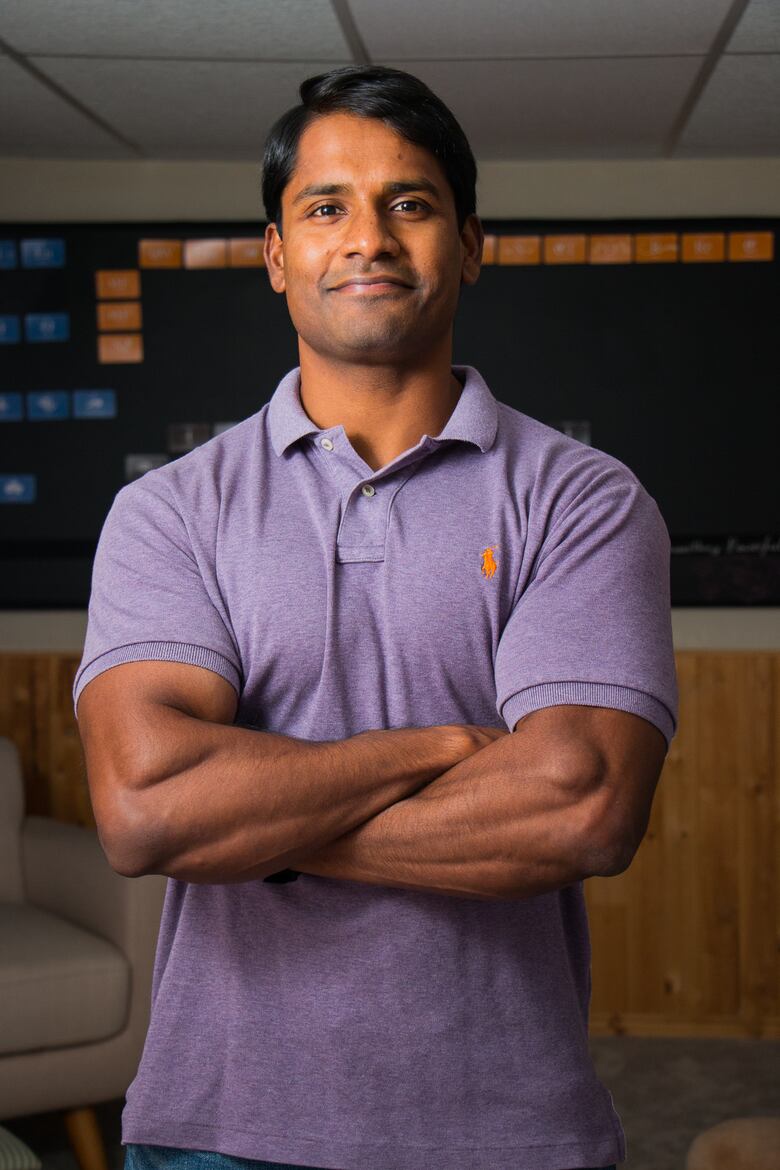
[0,216,777,607]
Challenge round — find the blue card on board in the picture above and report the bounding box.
[27,390,70,419]
[0,475,36,503]
[73,389,117,418]
[0,393,23,421]
[21,238,66,268]
[25,312,70,342]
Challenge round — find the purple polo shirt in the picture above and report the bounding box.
[73,364,678,1170]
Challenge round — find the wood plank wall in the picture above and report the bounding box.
[1,649,777,1038]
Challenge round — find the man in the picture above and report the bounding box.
[74,65,677,1170]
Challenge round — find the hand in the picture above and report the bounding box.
[443,722,510,762]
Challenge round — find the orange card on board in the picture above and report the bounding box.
[681,233,725,262]
[97,301,142,331]
[95,269,141,299]
[589,235,632,264]
[727,231,774,261]
[497,236,541,264]
[98,333,144,363]
[544,235,587,264]
[184,239,227,268]
[228,238,266,267]
[635,234,678,263]
[139,239,182,268]
[481,235,498,264]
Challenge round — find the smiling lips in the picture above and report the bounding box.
[331,275,413,294]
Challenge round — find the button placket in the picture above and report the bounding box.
[309,428,437,563]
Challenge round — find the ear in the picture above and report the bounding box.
[460,213,483,287]
[264,222,285,293]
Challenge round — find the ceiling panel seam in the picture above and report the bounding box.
[15,50,772,69]
[0,33,145,156]
[662,0,754,156]
[330,0,372,65]
[344,52,717,63]
[19,53,360,63]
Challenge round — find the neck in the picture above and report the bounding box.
[296,336,463,473]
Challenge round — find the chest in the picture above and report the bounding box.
[219,451,522,729]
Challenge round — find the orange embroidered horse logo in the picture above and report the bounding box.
[480,545,499,579]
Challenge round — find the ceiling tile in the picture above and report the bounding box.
[353,0,733,58]
[675,53,780,154]
[29,57,352,159]
[726,0,780,53]
[379,57,702,160]
[0,54,132,157]
[0,0,350,59]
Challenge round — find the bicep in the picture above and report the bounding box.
[494,466,679,750]
[77,660,238,849]
[513,703,667,870]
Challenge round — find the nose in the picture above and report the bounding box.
[341,202,401,261]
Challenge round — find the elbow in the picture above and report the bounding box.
[588,839,636,878]
[100,816,155,877]
[568,758,654,879]
[93,818,148,877]
[575,794,640,879]
[92,785,164,878]
[108,851,149,880]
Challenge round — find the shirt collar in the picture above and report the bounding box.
[268,364,499,457]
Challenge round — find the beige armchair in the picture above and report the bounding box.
[0,736,167,1170]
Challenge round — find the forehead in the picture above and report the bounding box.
[285,112,451,197]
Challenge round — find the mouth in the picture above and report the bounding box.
[330,277,413,295]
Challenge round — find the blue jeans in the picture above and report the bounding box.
[124,1142,617,1170]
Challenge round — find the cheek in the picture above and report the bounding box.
[420,233,461,283]
[423,250,462,306]
[285,243,337,303]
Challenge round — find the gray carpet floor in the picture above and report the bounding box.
[5,1037,780,1170]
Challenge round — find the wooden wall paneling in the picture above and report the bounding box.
[586,870,630,1029]
[661,650,702,1027]
[697,653,743,1021]
[736,652,777,1033]
[775,655,780,1025]
[0,653,45,816]
[34,652,92,827]
[626,755,667,1018]
[587,651,697,1030]
[0,649,778,1036]
[585,650,780,1037]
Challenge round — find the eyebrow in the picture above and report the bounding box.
[290,177,442,206]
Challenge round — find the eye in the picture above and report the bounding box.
[310,204,341,218]
[393,200,427,213]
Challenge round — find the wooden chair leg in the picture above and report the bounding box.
[63,1106,110,1170]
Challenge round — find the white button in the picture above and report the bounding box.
[361,484,375,497]
[320,437,334,450]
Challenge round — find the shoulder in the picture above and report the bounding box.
[494,398,653,531]
[117,409,266,516]
[99,410,267,571]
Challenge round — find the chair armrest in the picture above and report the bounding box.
[21,814,167,961]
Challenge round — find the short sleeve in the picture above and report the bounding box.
[73,475,242,720]
[494,466,679,749]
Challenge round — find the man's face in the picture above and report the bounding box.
[264,111,482,366]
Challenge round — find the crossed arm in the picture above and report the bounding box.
[80,656,668,900]
[277,704,669,901]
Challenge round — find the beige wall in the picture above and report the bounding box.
[1,155,779,221]
[1,153,777,650]
[0,609,778,653]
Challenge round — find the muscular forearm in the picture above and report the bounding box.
[282,728,600,901]
[121,714,467,882]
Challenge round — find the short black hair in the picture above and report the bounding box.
[261,65,477,237]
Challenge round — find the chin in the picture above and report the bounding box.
[308,330,418,361]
